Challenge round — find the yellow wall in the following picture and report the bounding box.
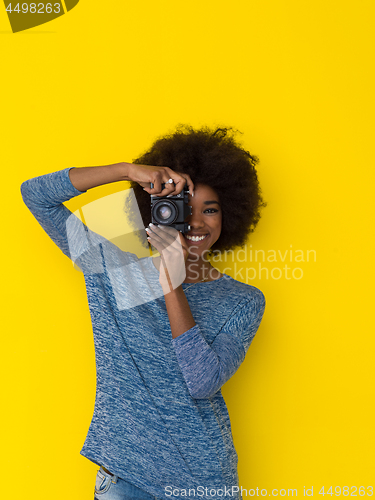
[1,1,374,498]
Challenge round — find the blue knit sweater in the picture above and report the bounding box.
[21,168,266,500]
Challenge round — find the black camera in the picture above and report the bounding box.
[150,183,192,233]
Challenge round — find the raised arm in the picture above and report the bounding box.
[69,162,194,196]
[21,162,194,262]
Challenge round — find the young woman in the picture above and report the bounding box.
[21,125,267,500]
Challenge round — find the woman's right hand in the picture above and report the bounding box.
[127,163,194,198]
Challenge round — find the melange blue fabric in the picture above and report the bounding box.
[21,167,266,500]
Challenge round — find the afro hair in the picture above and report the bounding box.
[126,124,267,253]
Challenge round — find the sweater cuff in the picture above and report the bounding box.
[172,324,207,351]
[65,167,87,196]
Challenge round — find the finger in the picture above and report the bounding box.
[185,174,194,196]
[180,173,194,197]
[147,234,184,263]
[171,176,193,197]
[148,178,163,195]
[161,169,181,195]
[144,185,163,196]
[151,225,184,249]
[160,169,189,197]
[157,179,176,197]
[152,224,179,237]
[147,177,176,197]
[148,170,176,195]
[146,224,174,242]
[146,224,177,247]
[170,172,194,197]
[146,232,167,253]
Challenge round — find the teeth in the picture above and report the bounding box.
[185,235,207,241]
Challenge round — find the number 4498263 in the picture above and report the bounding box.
[5,3,61,13]
[319,486,373,496]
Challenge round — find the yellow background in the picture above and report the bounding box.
[1,1,374,498]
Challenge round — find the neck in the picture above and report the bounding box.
[185,250,213,281]
[185,259,212,282]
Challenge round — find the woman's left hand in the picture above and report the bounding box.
[146,224,189,294]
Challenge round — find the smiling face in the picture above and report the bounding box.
[183,183,222,262]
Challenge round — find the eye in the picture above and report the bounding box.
[204,208,219,214]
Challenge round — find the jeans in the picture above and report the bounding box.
[94,466,161,500]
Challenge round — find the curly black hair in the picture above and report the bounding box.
[126,124,266,253]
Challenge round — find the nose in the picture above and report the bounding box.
[187,208,205,229]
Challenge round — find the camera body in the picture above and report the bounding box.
[150,183,192,233]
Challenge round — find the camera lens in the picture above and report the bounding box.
[152,200,178,225]
[157,205,172,220]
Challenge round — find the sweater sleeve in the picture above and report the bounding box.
[20,168,107,274]
[172,289,265,399]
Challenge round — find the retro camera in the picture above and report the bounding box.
[150,183,192,233]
